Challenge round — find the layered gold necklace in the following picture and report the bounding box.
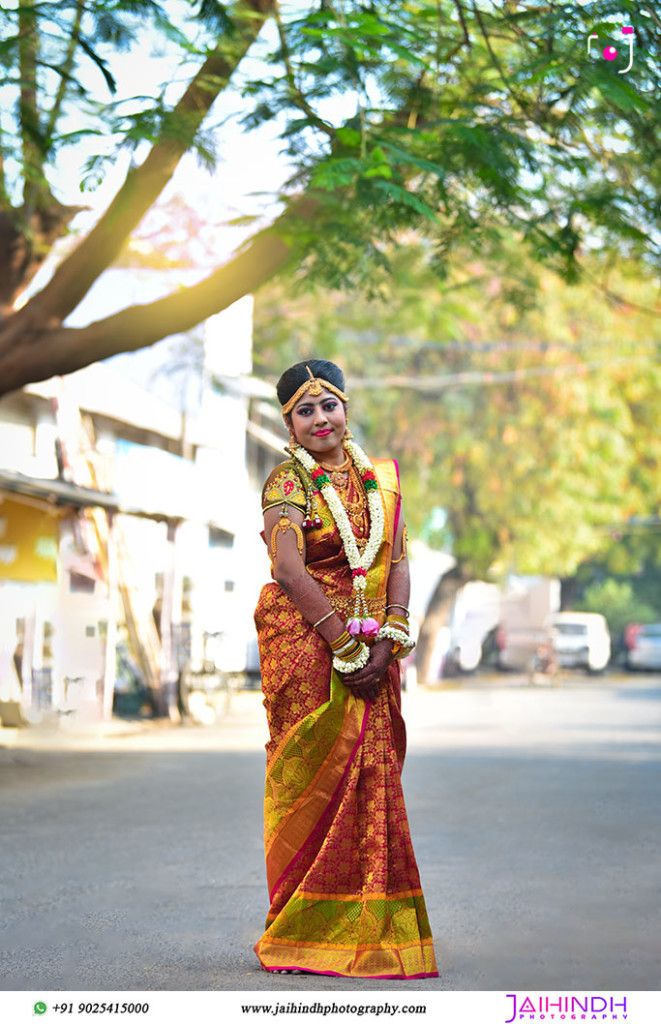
[317,454,369,548]
[317,452,352,489]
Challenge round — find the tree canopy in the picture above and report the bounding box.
[0,0,660,395]
[255,241,661,573]
[252,239,661,679]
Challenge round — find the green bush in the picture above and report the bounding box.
[576,579,657,637]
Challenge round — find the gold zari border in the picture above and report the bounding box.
[256,937,438,979]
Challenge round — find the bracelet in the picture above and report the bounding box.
[329,635,363,660]
[385,604,410,618]
[385,614,409,630]
[313,610,335,630]
[329,630,353,652]
[333,643,370,675]
[334,638,363,659]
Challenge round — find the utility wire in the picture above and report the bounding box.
[349,353,657,392]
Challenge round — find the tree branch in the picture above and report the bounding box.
[451,0,471,50]
[16,0,276,330]
[471,1,530,118]
[0,120,7,206]
[43,1,85,151]
[273,0,335,138]
[18,1,43,210]
[0,195,319,396]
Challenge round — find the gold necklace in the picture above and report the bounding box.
[318,451,352,489]
[317,453,351,472]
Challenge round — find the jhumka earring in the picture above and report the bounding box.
[283,416,298,448]
[343,425,354,440]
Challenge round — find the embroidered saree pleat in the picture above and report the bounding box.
[254,458,438,979]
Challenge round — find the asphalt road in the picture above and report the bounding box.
[1,675,660,992]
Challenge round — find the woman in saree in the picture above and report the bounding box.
[253,359,438,980]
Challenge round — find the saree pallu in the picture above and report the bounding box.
[254,459,438,979]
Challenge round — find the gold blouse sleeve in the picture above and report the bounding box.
[261,462,307,513]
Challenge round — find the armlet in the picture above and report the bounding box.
[391,525,408,565]
[270,510,305,564]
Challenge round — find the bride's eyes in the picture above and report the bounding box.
[296,401,338,416]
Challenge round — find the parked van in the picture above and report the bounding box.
[549,612,610,673]
[481,623,552,672]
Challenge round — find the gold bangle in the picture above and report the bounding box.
[313,610,335,630]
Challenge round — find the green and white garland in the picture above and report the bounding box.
[290,439,385,638]
[291,438,417,671]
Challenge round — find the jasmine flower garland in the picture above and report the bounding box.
[290,440,386,634]
[332,645,371,674]
[375,623,415,657]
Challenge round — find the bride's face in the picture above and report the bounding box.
[290,388,347,461]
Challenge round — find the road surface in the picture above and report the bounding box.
[1,675,660,991]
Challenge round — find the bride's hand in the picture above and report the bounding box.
[342,641,393,702]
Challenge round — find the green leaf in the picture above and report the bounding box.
[591,73,650,112]
[336,127,362,148]
[380,141,446,179]
[75,35,117,94]
[371,179,437,220]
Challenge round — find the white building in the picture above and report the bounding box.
[0,296,284,725]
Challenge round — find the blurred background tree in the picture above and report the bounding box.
[253,238,661,679]
[575,579,657,640]
[0,0,660,395]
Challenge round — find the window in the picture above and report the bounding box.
[209,527,234,549]
[70,572,95,594]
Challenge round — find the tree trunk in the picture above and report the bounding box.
[415,563,471,687]
[0,203,82,316]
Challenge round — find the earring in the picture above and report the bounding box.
[343,425,354,440]
[283,415,298,448]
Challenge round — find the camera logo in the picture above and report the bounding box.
[587,25,634,74]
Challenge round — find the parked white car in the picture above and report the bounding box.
[549,612,611,673]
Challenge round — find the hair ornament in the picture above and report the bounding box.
[281,365,349,414]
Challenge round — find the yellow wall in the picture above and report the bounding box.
[0,496,60,582]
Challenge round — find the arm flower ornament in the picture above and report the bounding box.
[376,623,416,659]
[290,440,386,636]
[376,610,415,658]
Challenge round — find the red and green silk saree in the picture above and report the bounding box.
[253,457,438,979]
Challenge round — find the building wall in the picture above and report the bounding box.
[0,294,273,722]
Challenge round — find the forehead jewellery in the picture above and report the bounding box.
[281,365,349,415]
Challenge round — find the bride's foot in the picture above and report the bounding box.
[265,967,304,974]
